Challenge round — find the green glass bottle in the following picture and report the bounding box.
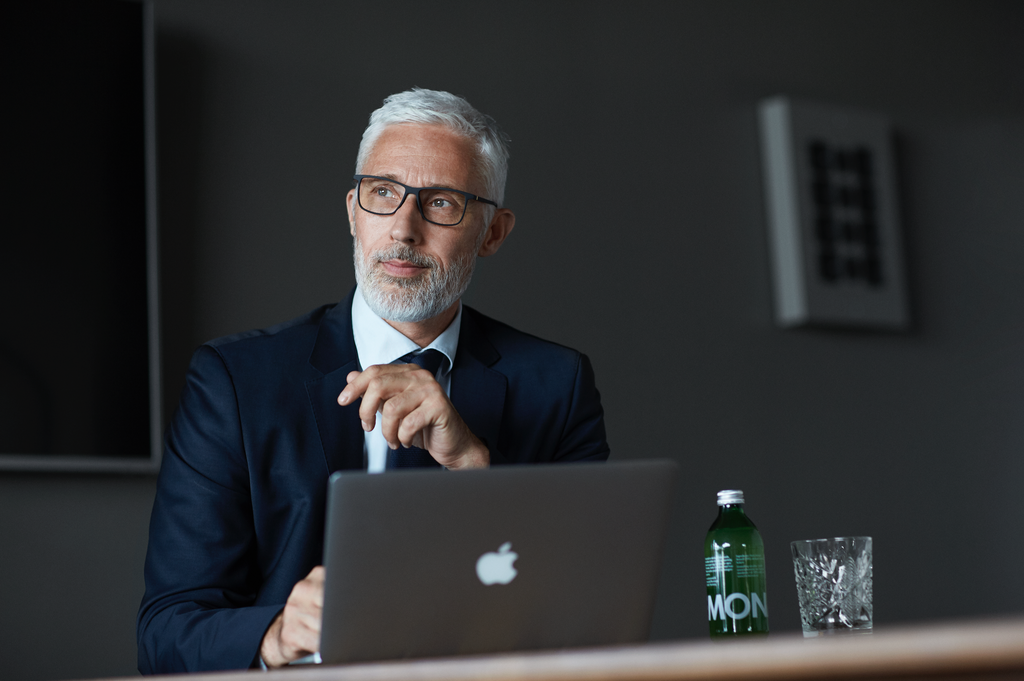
[705,489,769,637]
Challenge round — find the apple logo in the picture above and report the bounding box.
[475,541,519,585]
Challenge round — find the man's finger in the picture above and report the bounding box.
[282,567,325,653]
[393,403,436,449]
[377,383,439,448]
[338,370,366,405]
[287,568,324,611]
[339,365,395,405]
[338,366,412,407]
[263,565,326,667]
[357,373,414,433]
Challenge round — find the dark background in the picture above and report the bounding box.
[1,1,1022,679]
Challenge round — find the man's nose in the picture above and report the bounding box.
[389,192,426,243]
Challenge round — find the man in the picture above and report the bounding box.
[137,88,609,674]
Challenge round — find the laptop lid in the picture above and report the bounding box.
[319,459,678,665]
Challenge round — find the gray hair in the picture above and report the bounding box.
[355,88,511,208]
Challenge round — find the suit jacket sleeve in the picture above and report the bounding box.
[553,352,609,462]
[552,350,606,462]
[137,345,280,673]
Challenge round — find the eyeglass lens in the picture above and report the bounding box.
[358,177,468,226]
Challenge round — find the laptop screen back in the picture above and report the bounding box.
[320,459,678,665]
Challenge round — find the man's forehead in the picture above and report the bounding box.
[362,123,482,190]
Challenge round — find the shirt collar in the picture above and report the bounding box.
[351,286,461,375]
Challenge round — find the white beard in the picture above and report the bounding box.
[353,235,477,323]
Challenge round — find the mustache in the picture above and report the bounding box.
[373,243,438,269]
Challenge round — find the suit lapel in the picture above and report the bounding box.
[450,307,506,455]
[306,367,364,473]
[306,290,365,473]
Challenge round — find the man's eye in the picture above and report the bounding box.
[374,185,397,198]
[429,197,453,208]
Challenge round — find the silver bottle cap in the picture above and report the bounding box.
[717,489,744,506]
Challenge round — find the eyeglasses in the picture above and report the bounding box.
[353,175,497,227]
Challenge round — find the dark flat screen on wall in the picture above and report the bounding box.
[1,0,159,471]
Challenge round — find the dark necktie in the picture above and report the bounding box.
[385,349,446,469]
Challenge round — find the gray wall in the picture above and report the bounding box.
[2,1,1022,679]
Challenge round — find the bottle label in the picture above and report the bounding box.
[706,549,769,635]
[705,554,765,583]
[704,556,731,586]
[707,592,768,621]
[735,553,764,578]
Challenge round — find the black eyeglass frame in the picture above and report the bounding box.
[353,174,498,227]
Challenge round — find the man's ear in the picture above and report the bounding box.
[346,189,357,236]
[478,209,515,257]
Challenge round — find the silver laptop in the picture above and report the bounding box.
[317,459,678,665]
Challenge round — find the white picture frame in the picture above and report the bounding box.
[759,97,909,330]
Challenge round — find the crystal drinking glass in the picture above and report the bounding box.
[790,536,872,637]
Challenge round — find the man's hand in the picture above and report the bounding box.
[260,566,324,668]
[338,363,489,469]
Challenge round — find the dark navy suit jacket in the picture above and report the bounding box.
[137,290,609,673]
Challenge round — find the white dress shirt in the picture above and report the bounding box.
[350,286,461,472]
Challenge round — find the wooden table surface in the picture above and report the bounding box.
[95,616,1024,681]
